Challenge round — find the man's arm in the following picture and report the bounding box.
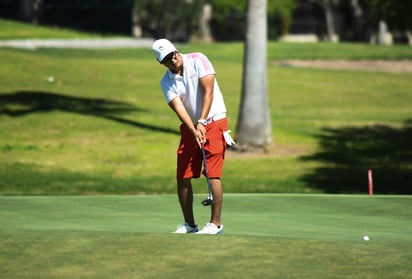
[199,74,215,120]
[168,74,215,146]
[196,74,215,139]
[168,97,204,146]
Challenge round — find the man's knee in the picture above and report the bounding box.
[177,178,192,188]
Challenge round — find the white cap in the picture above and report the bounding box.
[152,39,177,62]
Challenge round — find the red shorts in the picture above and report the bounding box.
[177,118,228,179]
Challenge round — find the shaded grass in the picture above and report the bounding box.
[0,195,411,278]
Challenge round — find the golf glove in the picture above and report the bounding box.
[223,130,236,146]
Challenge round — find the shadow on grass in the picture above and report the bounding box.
[0,90,179,135]
[300,120,412,194]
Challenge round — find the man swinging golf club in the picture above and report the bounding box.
[152,39,235,234]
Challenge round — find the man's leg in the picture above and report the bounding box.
[210,178,223,227]
[177,178,195,227]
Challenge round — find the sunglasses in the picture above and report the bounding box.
[161,51,177,64]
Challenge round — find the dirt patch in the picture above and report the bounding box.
[276,59,412,73]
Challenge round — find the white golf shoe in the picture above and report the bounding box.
[173,223,198,234]
[197,223,224,234]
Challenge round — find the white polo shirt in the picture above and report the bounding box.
[160,52,226,124]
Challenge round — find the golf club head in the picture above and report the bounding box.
[201,198,213,206]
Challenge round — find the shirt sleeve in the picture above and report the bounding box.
[190,52,215,78]
[160,76,177,104]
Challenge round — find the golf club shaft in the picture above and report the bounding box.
[201,144,213,201]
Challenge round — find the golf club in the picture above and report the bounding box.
[200,143,213,206]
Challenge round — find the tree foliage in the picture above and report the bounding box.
[360,0,412,30]
[268,0,296,35]
[211,0,295,40]
[134,0,203,40]
[7,0,412,41]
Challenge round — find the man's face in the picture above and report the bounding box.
[161,51,182,72]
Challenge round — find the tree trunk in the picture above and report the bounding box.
[199,1,213,43]
[323,0,336,42]
[19,0,44,24]
[350,0,364,41]
[235,0,271,150]
[378,20,388,45]
[131,1,142,38]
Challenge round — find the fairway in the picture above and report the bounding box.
[1,43,411,195]
[1,194,411,278]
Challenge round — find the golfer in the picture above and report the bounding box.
[152,38,234,234]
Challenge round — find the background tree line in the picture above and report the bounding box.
[0,0,411,43]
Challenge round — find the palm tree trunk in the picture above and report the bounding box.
[236,0,271,150]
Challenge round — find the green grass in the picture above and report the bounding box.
[0,18,109,39]
[1,45,411,195]
[1,194,411,278]
[1,22,411,279]
[179,41,412,60]
[267,42,412,60]
[1,19,412,195]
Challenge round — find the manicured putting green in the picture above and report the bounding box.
[1,194,410,240]
[1,195,411,279]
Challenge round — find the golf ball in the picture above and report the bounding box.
[363,235,369,241]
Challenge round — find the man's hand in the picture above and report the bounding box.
[196,123,207,145]
[190,124,206,147]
